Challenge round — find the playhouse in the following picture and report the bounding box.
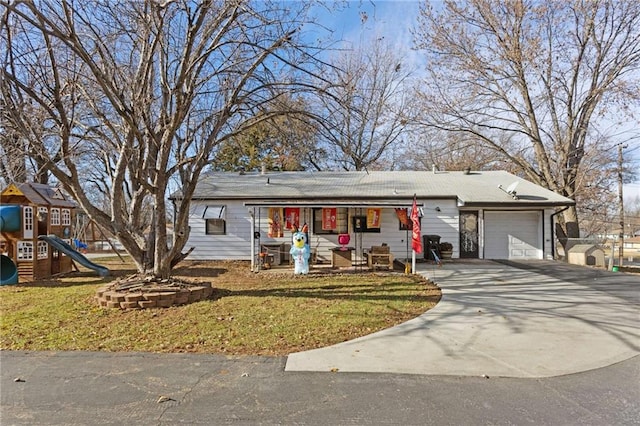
[0,182,108,285]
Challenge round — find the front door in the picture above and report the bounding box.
[459,211,479,258]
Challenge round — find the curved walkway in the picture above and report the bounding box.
[285,260,640,378]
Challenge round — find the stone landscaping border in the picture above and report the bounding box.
[95,281,213,309]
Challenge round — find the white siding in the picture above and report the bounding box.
[186,201,253,260]
[185,199,462,263]
[427,200,459,258]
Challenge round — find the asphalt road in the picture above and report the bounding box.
[2,260,638,424]
[1,350,638,425]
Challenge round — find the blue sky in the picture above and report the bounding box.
[320,1,419,45]
[314,1,640,202]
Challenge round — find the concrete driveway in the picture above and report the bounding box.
[285,260,640,378]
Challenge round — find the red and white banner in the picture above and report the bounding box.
[322,208,337,230]
[410,197,422,254]
[284,207,300,230]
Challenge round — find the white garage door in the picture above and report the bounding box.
[484,211,542,259]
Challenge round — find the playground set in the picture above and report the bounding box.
[0,182,108,285]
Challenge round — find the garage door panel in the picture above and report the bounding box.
[485,211,541,260]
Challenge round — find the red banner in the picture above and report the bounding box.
[284,208,300,230]
[322,208,337,230]
[411,197,422,254]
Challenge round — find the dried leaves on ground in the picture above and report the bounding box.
[0,257,441,356]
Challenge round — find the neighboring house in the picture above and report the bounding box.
[623,236,640,252]
[170,170,574,267]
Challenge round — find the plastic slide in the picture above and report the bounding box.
[38,235,109,277]
[0,254,19,285]
[0,205,21,285]
[0,205,21,232]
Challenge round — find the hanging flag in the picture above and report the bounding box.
[284,207,300,230]
[411,196,422,254]
[268,208,283,238]
[366,208,381,228]
[322,207,337,230]
[395,208,411,229]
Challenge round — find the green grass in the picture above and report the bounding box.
[0,258,441,355]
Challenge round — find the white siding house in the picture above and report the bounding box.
[170,170,574,267]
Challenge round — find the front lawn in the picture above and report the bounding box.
[0,257,441,355]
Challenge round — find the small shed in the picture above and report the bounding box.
[567,244,605,268]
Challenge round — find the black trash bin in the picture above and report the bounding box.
[423,234,441,260]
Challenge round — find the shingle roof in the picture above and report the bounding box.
[174,170,574,207]
[1,182,77,208]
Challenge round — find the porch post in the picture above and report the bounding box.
[249,207,255,272]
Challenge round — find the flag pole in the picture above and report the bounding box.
[410,193,422,275]
[412,248,416,274]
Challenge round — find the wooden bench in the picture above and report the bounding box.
[366,246,394,270]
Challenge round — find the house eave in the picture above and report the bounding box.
[243,200,426,208]
[460,200,576,208]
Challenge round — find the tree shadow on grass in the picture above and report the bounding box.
[210,280,442,306]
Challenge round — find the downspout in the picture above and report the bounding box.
[550,206,570,260]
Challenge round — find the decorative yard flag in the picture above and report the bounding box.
[366,208,381,228]
[284,207,300,230]
[322,207,337,230]
[268,208,283,238]
[411,196,422,254]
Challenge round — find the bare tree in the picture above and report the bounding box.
[398,128,521,173]
[312,38,411,170]
[1,0,328,278]
[413,0,640,245]
[0,130,27,185]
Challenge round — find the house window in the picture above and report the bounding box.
[51,208,61,225]
[352,215,381,233]
[398,215,421,231]
[312,208,348,235]
[203,205,226,235]
[17,241,34,260]
[38,206,48,220]
[37,241,48,259]
[206,219,226,235]
[61,209,71,225]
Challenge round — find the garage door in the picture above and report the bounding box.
[484,211,542,259]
